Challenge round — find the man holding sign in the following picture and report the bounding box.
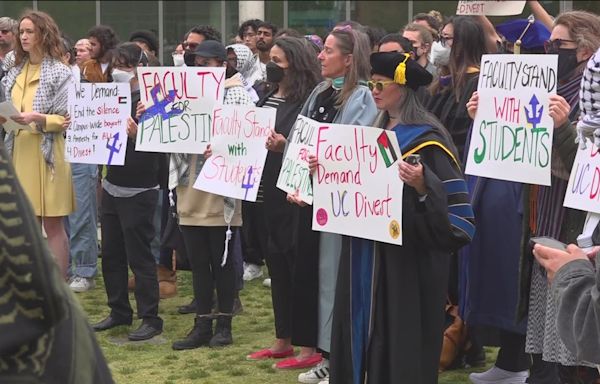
[170,40,254,351]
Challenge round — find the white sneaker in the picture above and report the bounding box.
[263,278,271,287]
[469,366,528,384]
[243,263,263,281]
[298,359,329,384]
[69,277,96,293]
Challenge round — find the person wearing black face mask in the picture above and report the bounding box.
[522,10,600,384]
[245,37,325,380]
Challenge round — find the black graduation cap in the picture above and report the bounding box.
[496,17,550,53]
[370,52,433,90]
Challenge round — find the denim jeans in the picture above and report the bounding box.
[67,163,99,278]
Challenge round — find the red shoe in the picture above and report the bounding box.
[274,353,322,369]
[247,347,295,360]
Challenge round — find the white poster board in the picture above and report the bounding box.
[465,54,557,186]
[66,82,131,165]
[193,104,276,201]
[276,115,319,204]
[135,66,225,154]
[0,101,32,133]
[564,145,600,214]
[312,122,404,245]
[456,0,526,16]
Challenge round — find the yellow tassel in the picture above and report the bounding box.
[394,54,410,85]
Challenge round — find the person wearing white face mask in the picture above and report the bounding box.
[92,42,167,342]
[172,43,185,67]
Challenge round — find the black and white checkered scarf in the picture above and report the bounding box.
[1,51,72,172]
[577,48,600,149]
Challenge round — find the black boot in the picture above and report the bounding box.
[209,315,233,347]
[177,298,197,315]
[172,316,213,350]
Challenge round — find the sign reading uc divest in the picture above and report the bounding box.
[465,54,557,186]
[66,82,131,165]
[311,122,404,245]
[564,145,600,214]
[135,67,225,154]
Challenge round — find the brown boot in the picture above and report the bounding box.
[158,265,177,299]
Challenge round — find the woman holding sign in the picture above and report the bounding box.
[246,36,323,371]
[328,52,474,384]
[1,11,74,278]
[287,26,377,380]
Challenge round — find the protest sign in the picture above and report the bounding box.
[456,0,526,16]
[311,123,404,245]
[276,115,319,204]
[465,54,557,186]
[66,82,131,165]
[193,104,276,202]
[135,66,225,154]
[564,145,600,214]
[0,101,32,133]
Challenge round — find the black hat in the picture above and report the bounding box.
[370,52,432,90]
[190,40,227,61]
[129,30,159,55]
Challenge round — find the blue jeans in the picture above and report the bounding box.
[67,163,99,278]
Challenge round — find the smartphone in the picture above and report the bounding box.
[529,236,567,251]
[406,154,421,165]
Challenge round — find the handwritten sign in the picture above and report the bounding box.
[465,54,557,186]
[277,115,318,204]
[564,145,600,214]
[135,66,225,154]
[456,0,526,16]
[312,123,404,245]
[66,82,131,165]
[193,105,276,201]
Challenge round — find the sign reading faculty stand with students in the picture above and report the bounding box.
[465,54,558,186]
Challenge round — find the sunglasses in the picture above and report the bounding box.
[367,80,395,91]
[183,42,199,51]
[543,38,576,54]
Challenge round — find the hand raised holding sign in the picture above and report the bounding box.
[62,113,71,129]
[399,159,426,195]
[265,129,286,153]
[204,144,212,160]
[308,154,318,175]
[548,94,570,129]
[135,100,146,120]
[126,116,138,139]
[286,190,307,207]
[467,91,479,120]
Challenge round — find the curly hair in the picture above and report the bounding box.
[185,25,221,42]
[87,25,119,57]
[238,19,262,39]
[14,10,65,65]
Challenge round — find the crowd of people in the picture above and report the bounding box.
[1,1,600,383]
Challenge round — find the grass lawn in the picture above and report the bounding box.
[76,265,495,383]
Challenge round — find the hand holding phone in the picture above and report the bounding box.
[406,154,421,166]
[529,236,567,251]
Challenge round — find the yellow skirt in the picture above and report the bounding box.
[12,130,75,217]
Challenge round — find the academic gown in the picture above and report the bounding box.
[329,125,475,384]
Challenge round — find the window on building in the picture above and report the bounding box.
[0,1,32,20]
[163,1,222,65]
[573,1,600,15]
[100,1,158,56]
[288,0,346,37]
[350,1,410,35]
[38,1,96,42]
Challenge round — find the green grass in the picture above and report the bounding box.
[76,265,495,383]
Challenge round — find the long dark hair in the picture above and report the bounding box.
[448,16,487,101]
[273,36,322,104]
[112,42,148,68]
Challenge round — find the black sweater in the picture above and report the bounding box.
[105,90,168,189]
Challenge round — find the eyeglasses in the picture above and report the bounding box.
[440,36,453,48]
[543,38,577,54]
[367,80,395,91]
[183,42,199,51]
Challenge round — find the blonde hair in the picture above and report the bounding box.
[403,23,434,47]
[554,11,600,56]
[328,28,371,106]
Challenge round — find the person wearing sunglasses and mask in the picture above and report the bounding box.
[169,40,253,351]
[517,10,600,384]
[91,42,166,342]
[286,26,377,380]
[245,37,324,382]
[329,52,474,384]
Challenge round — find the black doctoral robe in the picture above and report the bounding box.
[329,124,475,384]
